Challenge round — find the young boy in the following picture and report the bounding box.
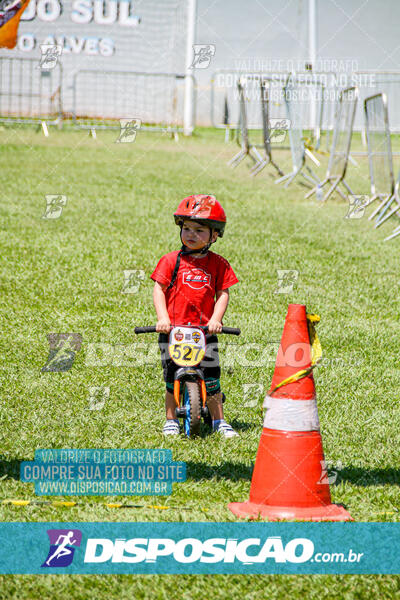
[150,194,239,438]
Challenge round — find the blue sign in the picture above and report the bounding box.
[19,449,185,496]
[0,523,399,574]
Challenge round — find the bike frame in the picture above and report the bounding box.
[134,324,240,434]
[173,366,207,414]
[168,325,208,413]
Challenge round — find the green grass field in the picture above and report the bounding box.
[0,126,400,598]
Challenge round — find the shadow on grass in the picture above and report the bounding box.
[198,420,258,438]
[0,457,23,482]
[0,455,253,485]
[184,462,400,486]
[185,460,253,482]
[1,457,399,488]
[337,465,400,487]
[229,419,259,432]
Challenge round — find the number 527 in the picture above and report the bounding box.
[171,345,202,362]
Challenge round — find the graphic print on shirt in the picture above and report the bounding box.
[182,267,211,290]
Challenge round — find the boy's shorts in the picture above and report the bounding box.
[158,333,221,396]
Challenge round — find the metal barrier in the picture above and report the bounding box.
[383,174,400,241]
[211,70,328,147]
[306,87,358,202]
[72,70,196,133]
[364,93,396,226]
[0,57,62,125]
[282,74,326,151]
[251,78,284,176]
[227,77,264,169]
[355,71,400,133]
[323,71,400,154]
[212,70,400,160]
[341,72,400,157]
[212,70,289,139]
[275,74,321,188]
[363,93,400,235]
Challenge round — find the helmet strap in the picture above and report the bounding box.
[166,230,214,292]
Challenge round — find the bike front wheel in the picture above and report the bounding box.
[182,381,202,437]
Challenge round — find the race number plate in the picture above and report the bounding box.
[168,326,206,367]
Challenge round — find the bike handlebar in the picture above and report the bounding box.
[134,326,241,335]
[134,326,157,334]
[214,326,241,336]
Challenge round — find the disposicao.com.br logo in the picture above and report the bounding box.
[36,528,365,573]
[83,536,362,565]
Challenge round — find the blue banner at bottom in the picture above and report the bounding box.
[0,522,399,574]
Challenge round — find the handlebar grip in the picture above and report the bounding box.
[221,327,241,335]
[134,325,240,335]
[134,326,157,334]
[201,326,241,335]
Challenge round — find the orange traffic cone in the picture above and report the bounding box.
[229,304,352,521]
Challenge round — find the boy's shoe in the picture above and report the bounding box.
[162,420,180,436]
[214,420,238,438]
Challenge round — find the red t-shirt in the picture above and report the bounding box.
[151,250,238,326]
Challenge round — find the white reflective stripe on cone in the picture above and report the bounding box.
[262,396,320,431]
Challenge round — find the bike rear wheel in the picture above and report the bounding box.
[182,381,202,437]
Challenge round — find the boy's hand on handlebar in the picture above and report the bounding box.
[156,319,171,334]
[207,319,223,334]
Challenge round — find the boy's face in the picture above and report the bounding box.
[181,220,218,251]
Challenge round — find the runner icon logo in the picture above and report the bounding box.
[41,529,82,568]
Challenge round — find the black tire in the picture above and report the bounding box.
[183,381,202,437]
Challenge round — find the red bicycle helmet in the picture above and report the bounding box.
[174,194,226,237]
